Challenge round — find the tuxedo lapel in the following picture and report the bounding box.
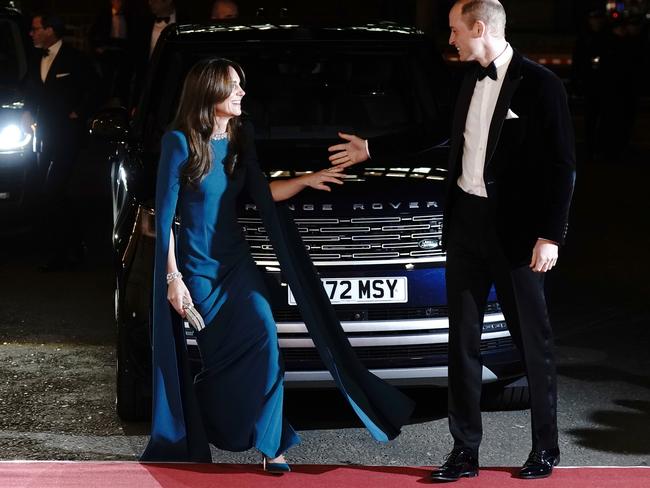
[44,45,66,85]
[484,50,523,167]
[448,67,479,173]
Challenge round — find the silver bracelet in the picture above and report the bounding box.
[166,271,183,285]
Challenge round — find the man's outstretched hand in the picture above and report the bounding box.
[328,132,369,169]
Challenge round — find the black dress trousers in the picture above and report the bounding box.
[445,185,558,453]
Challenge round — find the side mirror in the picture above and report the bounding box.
[89,107,129,142]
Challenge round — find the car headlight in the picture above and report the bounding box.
[0,124,32,152]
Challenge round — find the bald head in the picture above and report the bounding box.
[211,0,239,20]
[449,0,508,66]
[457,0,506,38]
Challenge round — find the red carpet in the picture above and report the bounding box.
[0,462,649,488]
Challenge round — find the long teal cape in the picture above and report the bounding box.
[141,125,415,461]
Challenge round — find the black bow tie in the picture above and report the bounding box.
[155,16,171,23]
[41,48,50,58]
[478,62,497,81]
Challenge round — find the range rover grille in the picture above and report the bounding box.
[239,214,445,265]
[273,302,501,322]
[281,337,515,370]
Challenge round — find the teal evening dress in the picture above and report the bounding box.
[141,124,414,462]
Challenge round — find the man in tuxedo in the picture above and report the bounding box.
[328,0,575,480]
[146,0,179,58]
[131,0,184,109]
[25,13,97,270]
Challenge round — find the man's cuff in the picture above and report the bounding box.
[537,237,559,246]
[365,139,371,159]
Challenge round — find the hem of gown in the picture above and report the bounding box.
[199,434,300,458]
[255,434,301,459]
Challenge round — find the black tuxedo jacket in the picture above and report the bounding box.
[131,11,189,108]
[370,49,576,266]
[25,43,97,148]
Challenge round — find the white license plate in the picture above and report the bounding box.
[288,277,408,305]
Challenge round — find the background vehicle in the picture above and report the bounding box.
[92,21,528,421]
[0,6,43,228]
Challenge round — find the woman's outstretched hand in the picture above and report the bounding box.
[301,165,347,192]
[167,278,193,318]
[270,165,347,201]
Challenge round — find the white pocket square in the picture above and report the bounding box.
[506,108,519,119]
[55,72,71,78]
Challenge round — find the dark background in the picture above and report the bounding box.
[15,0,629,38]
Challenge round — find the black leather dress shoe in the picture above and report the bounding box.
[431,447,479,482]
[518,447,560,479]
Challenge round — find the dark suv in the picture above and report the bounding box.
[0,6,42,227]
[93,21,527,421]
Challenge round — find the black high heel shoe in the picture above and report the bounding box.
[262,456,291,474]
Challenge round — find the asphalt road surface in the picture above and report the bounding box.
[0,129,649,467]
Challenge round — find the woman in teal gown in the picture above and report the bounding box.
[141,58,415,468]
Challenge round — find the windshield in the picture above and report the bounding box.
[141,40,446,152]
[0,18,27,84]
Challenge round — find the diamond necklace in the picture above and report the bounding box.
[210,132,228,140]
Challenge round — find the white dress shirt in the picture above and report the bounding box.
[150,11,176,57]
[40,39,63,82]
[457,44,513,198]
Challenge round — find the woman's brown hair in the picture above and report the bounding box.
[171,58,246,187]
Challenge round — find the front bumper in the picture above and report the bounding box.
[185,312,524,387]
[284,365,500,388]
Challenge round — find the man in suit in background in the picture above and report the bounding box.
[146,0,179,58]
[328,0,575,480]
[131,0,184,110]
[25,13,97,270]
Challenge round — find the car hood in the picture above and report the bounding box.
[245,173,447,220]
